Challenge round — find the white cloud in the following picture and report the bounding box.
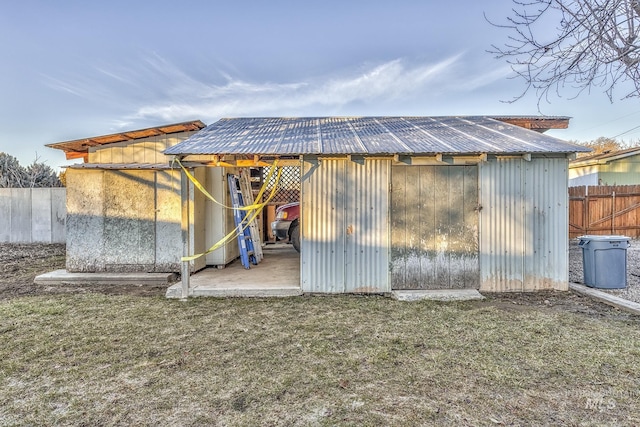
[44,52,510,128]
[127,54,467,123]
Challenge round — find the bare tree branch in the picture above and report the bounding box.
[0,152,62,188]
[488,0,640,105]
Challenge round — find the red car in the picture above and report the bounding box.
[271,202,300,252]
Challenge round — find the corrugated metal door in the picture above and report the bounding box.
[391,165,479,289]
[301,158,390,293]
[479,158,569,291]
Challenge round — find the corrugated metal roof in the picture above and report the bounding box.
[164,116,588,157]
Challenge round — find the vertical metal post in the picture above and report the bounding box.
[180,166,191,299]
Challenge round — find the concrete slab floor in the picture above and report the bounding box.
[166,243,301,298]
[34,270,177,286]
[391,289,485,302]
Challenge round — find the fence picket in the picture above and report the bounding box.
[569,185,640,237]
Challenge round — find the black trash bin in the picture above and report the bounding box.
[578,235,630,289]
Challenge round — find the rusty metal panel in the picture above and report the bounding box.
[300,157,390,293]
[390,165,479,289]
[479,157,569,291]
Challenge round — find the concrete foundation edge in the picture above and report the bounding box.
[391,289,485,302]
[35,269,177,286]
[165,282,303,299]
[569,283,640,315]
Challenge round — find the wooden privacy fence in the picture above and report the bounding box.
[569,185,640,238]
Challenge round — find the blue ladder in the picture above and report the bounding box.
[228,174,258,269]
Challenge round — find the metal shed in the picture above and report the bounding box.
[166,116,589,295]
[48,121,241,274]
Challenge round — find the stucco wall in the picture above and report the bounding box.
[65,168,190,273]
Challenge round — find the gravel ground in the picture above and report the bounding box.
[569,238,640,303]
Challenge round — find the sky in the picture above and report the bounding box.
[2,0,640,169]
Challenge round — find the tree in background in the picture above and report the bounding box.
[0,152,62,188]
[0,153,28,188]
[572,136,638,157]
[489,0,640,103]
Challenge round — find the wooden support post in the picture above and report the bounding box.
[180,167,191,299]
[584,187,589,235]
[612,191,616,234]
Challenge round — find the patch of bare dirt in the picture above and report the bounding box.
[2,243,637,321]
[0,243,635,322]
[0,244,166,300]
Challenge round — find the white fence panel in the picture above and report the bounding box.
[0,188,66,243]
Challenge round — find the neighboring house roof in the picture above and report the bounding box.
[47,120,206,161]
[164,116,585,157]
[569,147,640,168]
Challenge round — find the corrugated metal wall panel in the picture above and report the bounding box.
[344,159,390,292]
[479,159,525,291]
[479,157,568,291]
[301,158,390,293]
[301,158,346,293]
[524,158,569,290]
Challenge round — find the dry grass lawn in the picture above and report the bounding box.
[1,293,639,426]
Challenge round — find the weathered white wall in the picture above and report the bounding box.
[0,188,66,243]
[204,167,240,266]
[65,168,200,273]
[88,133,199,164]
[65,129,208,272]
[569,165,599,187]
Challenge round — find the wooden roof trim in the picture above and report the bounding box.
[492,116,570,132]
[46,120,206,159]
